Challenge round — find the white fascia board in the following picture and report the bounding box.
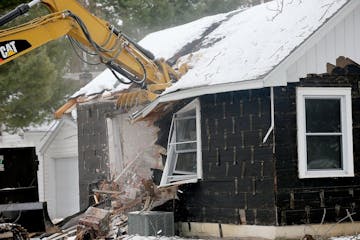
[134,78,264,119]
[263,0,358,87]
[0,142,35,148]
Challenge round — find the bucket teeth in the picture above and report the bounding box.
[116,90,158,108]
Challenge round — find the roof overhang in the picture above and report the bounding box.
[132,78,264,120]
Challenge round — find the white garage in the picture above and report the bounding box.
[38,118,79,219]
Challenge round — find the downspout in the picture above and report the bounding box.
[263,87,274,143]
[262,87,277,226]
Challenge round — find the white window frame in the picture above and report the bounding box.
[297,87,354,178]
[160,98,202,187]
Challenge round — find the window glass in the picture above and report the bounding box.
[175,117,196,151]
[306,135,342,170]
[297,87,353,178]
[160,99,202,186]
[305,99,341,133]
[175,152,197,173]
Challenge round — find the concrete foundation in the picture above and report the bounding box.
[179,222,360,239]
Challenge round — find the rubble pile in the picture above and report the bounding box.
[48,175,178,240]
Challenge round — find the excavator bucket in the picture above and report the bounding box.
[116,89,158,108]
[0,202,56,234]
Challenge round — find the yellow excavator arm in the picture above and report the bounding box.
[0,0,186,118]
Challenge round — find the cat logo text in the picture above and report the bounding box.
[0,41,18,60]
[0,40,32,63]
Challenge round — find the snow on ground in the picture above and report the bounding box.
[331,235,360,240]
[121,236,197,240]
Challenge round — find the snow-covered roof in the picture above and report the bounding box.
[26,120,58,132]
[0,121,58,148]
[142,0,349,93]
[70,0,352,102]
[71,68,130,98]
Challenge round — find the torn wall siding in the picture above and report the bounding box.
[77,101,165,210]
[107,112,164,179]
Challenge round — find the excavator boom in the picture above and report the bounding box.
[0,0,186,117]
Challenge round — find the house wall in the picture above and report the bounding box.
[275,73,360,225]
[107,114,163,179]
[77,101,115,210]
[286,3,360,83]
[157,90,277,225]
[77,101,164,210]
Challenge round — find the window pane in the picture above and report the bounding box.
[305,99,341,133]
[306,136,342,170]
[177,109,196,118]
[175,152,196,173]
[176,118,196,150]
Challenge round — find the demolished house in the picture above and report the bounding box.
[56,0,360,239]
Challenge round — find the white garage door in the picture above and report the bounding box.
[55,157,80,218]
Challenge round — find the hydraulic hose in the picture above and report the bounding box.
[0,0,41,27]
[0,4,30,27]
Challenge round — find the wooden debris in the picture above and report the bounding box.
[336,56,357,68]
[76,207,110,239]
[326,56,360,75]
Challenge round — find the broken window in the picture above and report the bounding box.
[296,87,354,178]
[160,99,202,186]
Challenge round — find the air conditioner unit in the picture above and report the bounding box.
[128,211,174,236]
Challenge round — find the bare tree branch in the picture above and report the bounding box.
[267,0,284,21]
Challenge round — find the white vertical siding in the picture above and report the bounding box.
[287,4,360,82]
[43,155,56,219]
[41,121,79,219]
[55,157,80,218]
[46,123,78,159]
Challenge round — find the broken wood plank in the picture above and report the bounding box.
[92,189,122,195]
[77,207,110,237]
